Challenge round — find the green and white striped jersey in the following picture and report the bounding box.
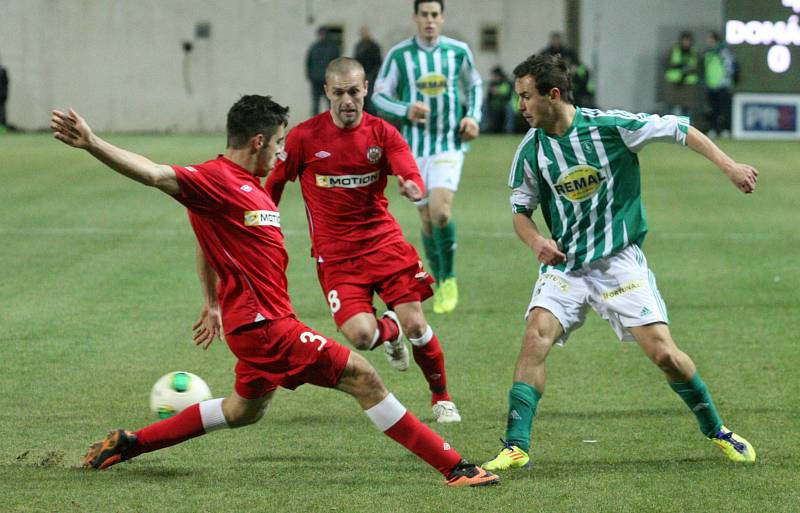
[509,107,690,272]
[373,35,482,158]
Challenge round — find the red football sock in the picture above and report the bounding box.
[365,394,461,476]
[411,332,450,404]
[125,404,206,459]
[375,316,400,346]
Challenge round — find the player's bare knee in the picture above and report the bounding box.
[338,353,387,404]
[651,348,682,374]
[348,330,374,350]
[341,323,374,350]
[524,324,555,347]
[223,400,269,429]
[402,319,427,340]
[431,209,451,227]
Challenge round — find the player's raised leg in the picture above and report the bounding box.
[484,307,562,470]
[629,323,755,463]
[394,301,460,423]
[336,351,496,486]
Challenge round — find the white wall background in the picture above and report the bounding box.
[580,0,724,112]
[0,0,563,131]
[0,0,726,131]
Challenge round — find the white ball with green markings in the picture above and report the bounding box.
[149,371,212,419]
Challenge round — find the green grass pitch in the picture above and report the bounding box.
[0,132,797,512]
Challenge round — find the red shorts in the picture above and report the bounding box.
[316,241,435,327]
[225,316,351,399]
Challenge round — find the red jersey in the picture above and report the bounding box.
[265,112,424,262]
[172,156,294,334]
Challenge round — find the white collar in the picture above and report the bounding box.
[415,35,440,51]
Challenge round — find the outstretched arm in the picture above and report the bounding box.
[686,126,758,194]
[513,213,566,266]
[51,108,180,195]
[192,242,222,350]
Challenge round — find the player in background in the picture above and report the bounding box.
[52,96,497,487]
[372,0,482,314]
[265,58,461,423]
[483,54,758,471]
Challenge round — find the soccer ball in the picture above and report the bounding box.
[149,371,212,419]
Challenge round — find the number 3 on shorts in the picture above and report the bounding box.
[299,331,328,351]
[327,289,341,314]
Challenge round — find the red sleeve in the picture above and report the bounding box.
[384,123,425,195]
[265,127,303,205]
[172,164,226,214]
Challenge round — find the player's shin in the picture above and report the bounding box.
[364,393,462,475]
[668,372,723,437]
[505,382,541,453]
[409,326,449,403]
[126,398,228,459]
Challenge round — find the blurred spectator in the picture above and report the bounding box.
[663,31,700,116]
[0,57,8,130]
[353,26,382,115]
[539,32,578,66]
[484,66,513,133]
[703,30,736,137]
[306,27,341,116]
[569,59,595,108]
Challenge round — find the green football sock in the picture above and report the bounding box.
[669,372,723,437]
[421,231,440,283]
[432,221,456,280]
[505,381,541,453]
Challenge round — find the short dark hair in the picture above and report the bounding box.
[513,54,573,103]
[414,0,444,13]
[226,95,289,149]
[325,57,366,84]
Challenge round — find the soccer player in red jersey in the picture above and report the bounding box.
[51,96,497,487]
[265,58,460,423]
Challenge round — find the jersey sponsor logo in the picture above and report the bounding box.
[554,165,607,202]
[186,166,198,173]
[240,184,253,192]
[415,73,447,96]
[244,210,281,227]
[315,171,380,188]
[601,280,644,300]
[366,146,382,164]
[314,150,331,159]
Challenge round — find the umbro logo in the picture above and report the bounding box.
[240,185,253,192]
[315,151,331,159]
